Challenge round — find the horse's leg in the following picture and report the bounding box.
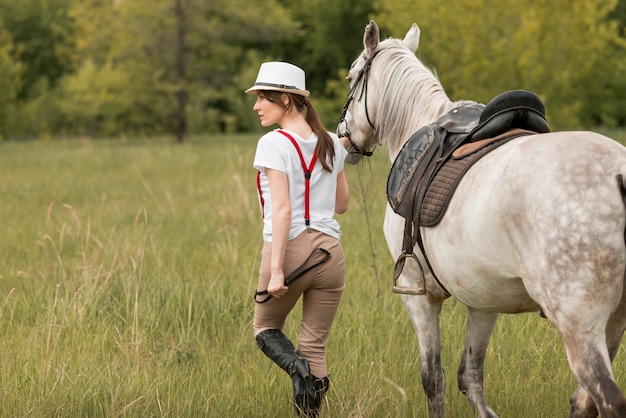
[457,308,499,418]
[402,294,445,418]
[570,386,598,418]
[564,333,626,418]
[569,291,626,418]
[542,296,626,418]
[385,205,447,417]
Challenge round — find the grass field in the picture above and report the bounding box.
[0,133,625,417]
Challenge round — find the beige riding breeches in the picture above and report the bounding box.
[253,230,346,378]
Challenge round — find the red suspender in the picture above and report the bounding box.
[278,130,317,231]
[256,171,265,218]
[256,130,318,231]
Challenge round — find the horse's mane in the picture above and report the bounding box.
[373,39,468,158]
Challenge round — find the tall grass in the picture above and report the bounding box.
[0,134,624,417]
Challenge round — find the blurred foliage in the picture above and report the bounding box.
[374,0,626,129]
[0,0,624,139]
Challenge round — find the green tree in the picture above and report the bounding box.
[0,0,75,138]
[67,0,299,140]
[57,60,133,137]
[0,0,74,101]
[0,25,19,139]
[609,0,626,33]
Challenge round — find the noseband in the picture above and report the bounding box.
[337,49,383,157]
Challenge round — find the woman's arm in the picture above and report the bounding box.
[335,169,349,214]
[265,168,291,298]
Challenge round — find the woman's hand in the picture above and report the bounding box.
[267,272,288,298]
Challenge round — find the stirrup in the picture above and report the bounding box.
[392,251,426,295]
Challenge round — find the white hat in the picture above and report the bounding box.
[245,62,310,97]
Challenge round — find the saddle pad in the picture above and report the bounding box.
[387,103,484,217]
[419,130,533,226]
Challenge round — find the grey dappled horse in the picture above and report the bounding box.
[338,20,626,418]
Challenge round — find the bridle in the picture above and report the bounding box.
[337,48,383,157]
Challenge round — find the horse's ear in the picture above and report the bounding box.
[364,20,380,55]
[403,23,420,52]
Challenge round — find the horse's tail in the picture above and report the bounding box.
[619,174,626,243]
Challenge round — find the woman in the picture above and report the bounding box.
[246,61,349,417]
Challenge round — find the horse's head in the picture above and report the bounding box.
[338,20,421,164]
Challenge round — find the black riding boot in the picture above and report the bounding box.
[256,329,314,415]
[307,375,330,417]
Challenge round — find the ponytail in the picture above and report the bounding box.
[303,99,335,173]
[261,91,336,172]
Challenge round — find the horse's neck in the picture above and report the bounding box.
[374,47,472,161]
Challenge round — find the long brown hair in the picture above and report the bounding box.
[262,90,336,173]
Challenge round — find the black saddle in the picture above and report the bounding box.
[471,89,549,141]
[387,89,549,220]
[386,89,549,295]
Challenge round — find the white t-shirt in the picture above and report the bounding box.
[253,129,348,242]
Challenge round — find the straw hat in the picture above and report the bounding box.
[245,62,310,97]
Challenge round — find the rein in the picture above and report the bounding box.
[254,248,331,303]
[337,49,383,157]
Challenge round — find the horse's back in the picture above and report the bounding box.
[463,131,626,223]
[424,130,626,311]
[496,131,626,219]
